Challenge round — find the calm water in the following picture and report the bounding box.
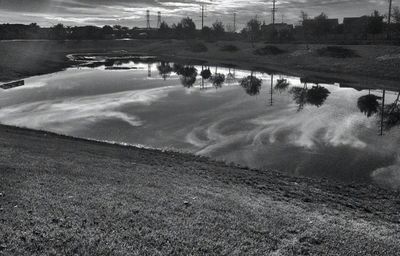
[1,56,400,188]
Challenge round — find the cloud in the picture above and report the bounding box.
[0,86,175,133]
[0,0,390,28]
[371,160,400,189]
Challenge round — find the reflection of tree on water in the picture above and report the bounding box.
[240,71,262,96]
[357,94,381,117]
[172,63,184,75]
[357,90,400,135]
[210,73,225,88]
[289,83,330,111]
[174,65,197,88]
[200,68,211,80]
[147,63,151,77]
[226,68,236,84]
[290,86,308,111]
[378,91,400,134]
[274,78,290,93]
[157,62,173,80]
[307,86,331,107]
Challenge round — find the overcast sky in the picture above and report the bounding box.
[0,0,393,29]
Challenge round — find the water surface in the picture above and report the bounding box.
[1,57,399,188]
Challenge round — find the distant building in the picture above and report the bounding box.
[261,22,294,41]
[261,22,294,33]
[302,18,339,32]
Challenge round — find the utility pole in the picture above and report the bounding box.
[146,10,151,29]
[380,89,386,136]
[388,0,393,39]
[272,0,277,42]
[201,4,205,29]
[157,11,162,28]
[272,0,276,26]
[233,13,237,33]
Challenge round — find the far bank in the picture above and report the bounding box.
[1,39,400,85]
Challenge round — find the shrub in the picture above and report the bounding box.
[316,46,359,58]
[220,44,239,52]
[254,45,285,56]
[187,42,208,52]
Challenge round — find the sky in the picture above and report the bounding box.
[0,0,393,29]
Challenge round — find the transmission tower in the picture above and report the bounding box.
[201,4,205,29]
[157,11,162,28]
[272,0,276,25]
[146,10,151,29]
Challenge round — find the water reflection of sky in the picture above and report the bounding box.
[1,59,400,189]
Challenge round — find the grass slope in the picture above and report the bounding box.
[0,125,399,255]
[1,40,400,83]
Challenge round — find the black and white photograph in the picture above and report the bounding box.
[1,0,400,255]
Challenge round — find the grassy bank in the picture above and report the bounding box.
[0,124,400,255]
[1,40,400,84]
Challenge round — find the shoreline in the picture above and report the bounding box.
[1,40,400,88]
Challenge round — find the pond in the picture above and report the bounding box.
[1,56,399,189]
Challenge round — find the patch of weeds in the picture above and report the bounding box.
[254,45,286,56]
[220,44,239,52]
[316,46,359,58]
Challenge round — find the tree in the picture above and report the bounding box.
[175,17,196,39]
[393,7,400,23]
[300,11,309,23]
[367,10,384,39]
[51,23,67,40]
[102,25,113,35]
[303,12,331,41]
[211,20,225,39]
[299,11,310,49]
[159,21,170,38]
[245,18,261,47]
